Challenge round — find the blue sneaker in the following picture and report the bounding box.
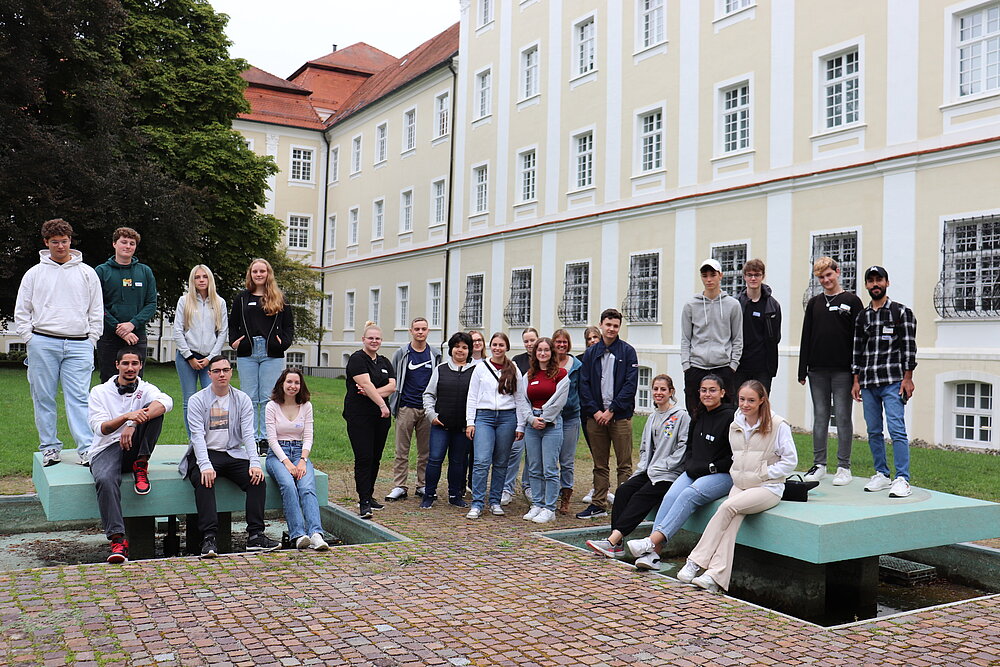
[575,504,608,519]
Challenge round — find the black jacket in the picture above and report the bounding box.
[682,404,736,479]
[736,284,781,377]
[228,289,294,358]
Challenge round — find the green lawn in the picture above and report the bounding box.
[2,365,998,502]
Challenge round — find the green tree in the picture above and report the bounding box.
[267,251,325,344]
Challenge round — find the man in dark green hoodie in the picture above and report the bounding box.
[95,227,157,383]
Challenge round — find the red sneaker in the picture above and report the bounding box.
[133,460,150,495]
[107,538,129,564]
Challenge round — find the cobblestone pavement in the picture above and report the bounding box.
[1,476,998,666]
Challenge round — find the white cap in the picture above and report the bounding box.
[699,258,722,273]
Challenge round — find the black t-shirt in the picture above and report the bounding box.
[343,349,395,418]
[512,352,530,375]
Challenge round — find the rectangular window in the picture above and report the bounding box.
[504,268,533,327]
[712,244,748,296]
[722,83,751,153]
[286,351,305,365]
[375,123,388,164]
[290,147,314,182]
[807,231,858,300]
[519,150,537,202]
[558,261,589,325]
[400,190,413,233]
[724,0,753,13]
[955,382,993,443]
[348,207,359,245]
[436,92,450,137]
[287,215,310,249]
[575,17,596,76]
[369,288,380,324]
[473,166,489,214]
[639,110,663,172]
[574,132,594,188]
[937,215,1000,318]
[323,295,333,330]
[480,0,493,26]
[640,0,665,49]
[429,281,442,328]
[957,3,1000,97]
[637,367,652,410]
[328,215,336,250]
[403,109,416,151]
[397,285,409,328]
[476,69,492,118]
[622,253,659,322]
[824,50,860,128]
[351,136,362,173]
[331,146,340,182]
[432,179,447,225]
[522,45,539,99]
[8,342,26,354]
[345,291,356,329]
[372,199,384,239]
[459,274,484,328]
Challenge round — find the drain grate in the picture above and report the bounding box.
[879,555,937,586]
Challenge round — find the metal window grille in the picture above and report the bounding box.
[459,275,484,328]
[287,215,310,249]
[291,148,313,181]
[641,0,665,48]
[723,84,750,152]
[557,262,589,325]
[934,216,1000,318]
[621,253,659,322]
[954,382,993,444]
[640,111,663,172]
[712,244,747,296]
[520,151,536,202]
[825,50,860,128]
[504,269,533,327]
[802,231,858,309]
[958,4,1000,97]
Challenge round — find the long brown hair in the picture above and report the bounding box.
[270,368,310,404]
[528,337,560,380]
[651,373,676,407]
[245,258,284,316]
[488,332,518,395]
[739,379,772,435]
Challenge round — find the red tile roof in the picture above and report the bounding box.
[239,67,325,130]
[292,42,399,78]
[241,66,311,94]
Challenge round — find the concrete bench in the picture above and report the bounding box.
[645,477,1000,624]
[32,444,329,559]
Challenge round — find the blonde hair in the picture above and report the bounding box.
[182,265,224,332]
[363,321,381,338]
[813,256,839,276]
[245,258,283,316]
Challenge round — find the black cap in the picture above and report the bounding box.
[864,265,889,280]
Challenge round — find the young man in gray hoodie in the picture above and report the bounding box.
[680,258,743,414]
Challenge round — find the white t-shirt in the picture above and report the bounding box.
[205,393,232,452]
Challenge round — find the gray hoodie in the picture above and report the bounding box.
[680,291,743,371]
[634,403,690,484]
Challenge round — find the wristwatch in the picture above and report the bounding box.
[708,462,717,474]
[125,420,136,428]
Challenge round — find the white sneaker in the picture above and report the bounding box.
[78,450,90,467]
[466,507,482,519]
[803,465,826,482]
[531,508,556,524]
[42,449,61,467]
[889,477,912,498]
[692,573,723,594]
[490,504,505,516]
[676,559,701,584]
[627,537,655,558]
[832,467,853,486]
[500,490,513,506]
[582,488,594,504]
[585,539,624,558]
[607,491,615,504]
[634,552,660,571]
[864,472,892,492]
[385,486,407,501]
[295,535,311,550]
[309,533,329,551]
[523,506,542,521]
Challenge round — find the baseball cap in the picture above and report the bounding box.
[864,265,889,280]
[699,258,722,273]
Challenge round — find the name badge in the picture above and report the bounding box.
[880,335,892,341]
[752,311,761,317]
[706,434,715,442]
[294,422,303,429]
[883,326,894,335]
[530,380,540,385]
[828,305,840,312]
[248,301,257,306]
[381,368,389,373]
[135,282,143,287]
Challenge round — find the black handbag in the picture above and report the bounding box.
[782,474,819,502]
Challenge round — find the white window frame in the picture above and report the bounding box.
[396,284,410,329]
[636,105,665,174]
[351,135,362,174]
[814,39,865,134]
[374,122,388,165]
[573,15,597,78]
[344,290,356,331]
[289,146,315,183]
[330,146,340,182]
[369,287,381,325]
[428,281,443,328]
[520,43,540,100]
[372,198,385,240]
[399,189,414,234]
[285,351,305,365]
[287,214,311,250]
[322,294,333,330]
[721,0,754,16]
[637,0,666,51]
[327,214,336,251]
[472,163,489,215]
[403,108,417,153]
[954,381,994,444]
[714,75,754,157]
[937,214,1000,318]
[430,178,447,226]
[571,130,595,190]
[622,250,661,323]
[518,148,537,203]
[475,67,493,120]
[711,242,750,296]
[954,2,1000,99]
[636,367,653,411]
[348,207,359,246]
[435,91,451,138]
[479,0,494,28]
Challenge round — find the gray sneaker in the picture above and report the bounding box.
[42,449,61,467]
[77,450,90,467]
[586,539,624,558]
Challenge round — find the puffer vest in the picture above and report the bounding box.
[729,413,787,489]
[435,363,474,431]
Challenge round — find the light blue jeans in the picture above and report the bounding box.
[502,437,530,495]
[861,381,910,480]
[237,336,285,440]
[471,409,517,509]
[651,471,734,539]
[175,351,211,438]
[265,440,322,540]
[559,415,580,490]
[26,335,94,453]
[523,415,563,511]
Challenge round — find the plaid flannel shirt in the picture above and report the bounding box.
[851,298,917,388]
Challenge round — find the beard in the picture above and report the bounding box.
[867,285,885,300]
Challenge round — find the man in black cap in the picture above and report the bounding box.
[851,265,917,498]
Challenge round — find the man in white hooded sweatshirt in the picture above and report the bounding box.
[15,219,103,467]
[680,258,743,414]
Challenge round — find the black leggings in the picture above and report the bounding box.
[610,472,672,538]
[347,414,392,503]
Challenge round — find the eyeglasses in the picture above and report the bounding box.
[744,273,763,279]
[210,368,233,375]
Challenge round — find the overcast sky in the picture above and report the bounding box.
[210,0,461,78]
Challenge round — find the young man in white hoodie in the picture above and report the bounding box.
[14,219,104,467]
[680,258,744,414]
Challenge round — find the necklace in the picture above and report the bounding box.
[823,291,844,307]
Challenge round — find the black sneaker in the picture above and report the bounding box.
[448,496,469,508]
[200,536,218,559]
[419,495,435,509]
[368,499,385,511]
[247,533,280,551]
[359,502,373,519]
[575,504,608,519]
[257,439,269,457]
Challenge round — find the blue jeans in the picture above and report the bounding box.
[265,440,322,540]
[471,409,517,509]
[26,335,94,453]
[237,336,285,440]
[651,471,734,539]
[523,415,563,511]
[861,382,910,480]
[502,435,530,495]
[559,416,580,490]
[425,425,472,499]
[175,351,211,438]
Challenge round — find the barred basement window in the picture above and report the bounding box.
[459,274,484,328]
[558,262,589,325]
[504,269,533,327]
[954,382,993,444]
[621,253,659,322]
[712,243,747,296]
[934,215,1000,318]
[802,231,858,309]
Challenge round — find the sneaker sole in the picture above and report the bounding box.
[246,545,280,552]
[577,513,608,520]
[134,486,150,495]
[106,555,127,564]
[889,492,912,498]
[634,561,660,571]
[200,551,218,559]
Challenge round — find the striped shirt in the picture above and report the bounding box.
[851,298,917,388]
